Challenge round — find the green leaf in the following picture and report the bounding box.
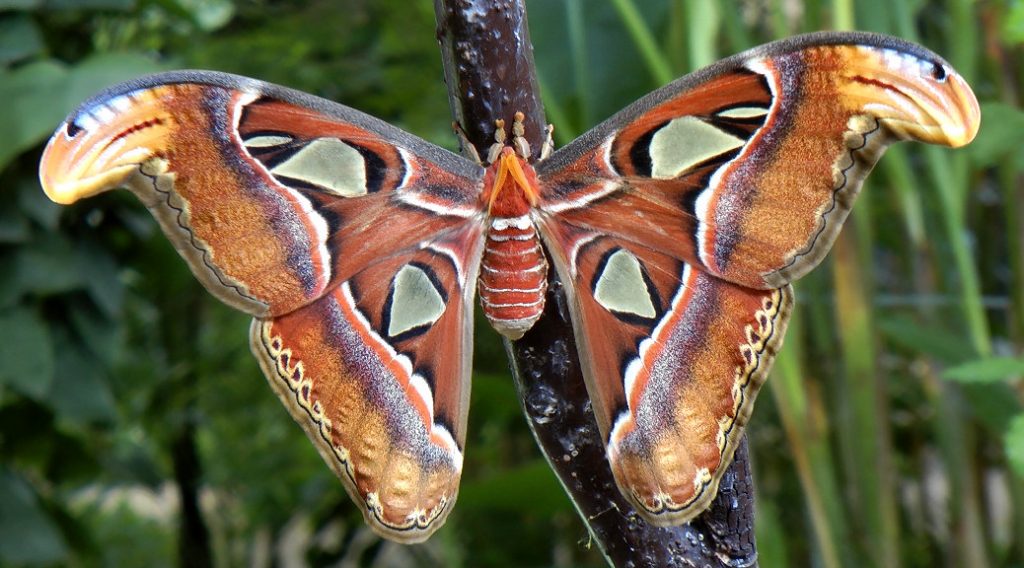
[77,241,124,317]
[17,176,62,231]
[0,205,30,244]
[0,52,164,172]
[63,52,167,109]
[459,459,567,516]
[0,307,55,399]
[158,0,235,31]
[1007,413,1024,479]
[967,102,1024,170]
[10,232,85,296]
[50,336,117,424]
[0,0,41,9]
[877,315,974,365]
[943,357,1024,384]
[0,14,44,66]
[0,59,69,171]
[43,0,134,9]
[0,252,20,309]
[1004,0,1024,44]
[68,303,122,365]
[0,469,68,565]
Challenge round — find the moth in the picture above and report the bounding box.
[39,32,978,543]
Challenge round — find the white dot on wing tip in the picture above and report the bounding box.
[109,95,133,112]
[74,113,99,133]
[92,104,116,124]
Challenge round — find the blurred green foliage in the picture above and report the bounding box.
[0,0,1022,567]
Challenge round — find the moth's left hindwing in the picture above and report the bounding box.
[538,223,792,524]
[39,72,487,543]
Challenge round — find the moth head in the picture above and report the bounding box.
[39,89,175,205]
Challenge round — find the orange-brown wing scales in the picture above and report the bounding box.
[345,225,484,443]
[539,38,979,290]
[608,71,772,179]
[540,220,792,524]
[41,84,330,315]
[39,72,488,542]
[229,94,487,301]
[238,99,411,197]
[608,275,791,525]
[250,224,483,543]
[38,74,484,317]
[251,292,459,543]
[701,47,959,288]
[237,96,484,218]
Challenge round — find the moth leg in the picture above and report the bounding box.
[539,123,555,160]
[452,121,484,164]
[511,111,532,159]
[486,118,507,164]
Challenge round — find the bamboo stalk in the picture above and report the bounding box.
[832,212,901,567]
[608,0,673,84]
[771,313,849,568]
[682,0,718,69]
[880,146,927,248]
[565,0,591,129]
[716,0,752,49]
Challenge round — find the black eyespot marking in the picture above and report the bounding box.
[620,121,668,177]
[931,63,947,82]
[348,142,390,194]
[65,121,83,138]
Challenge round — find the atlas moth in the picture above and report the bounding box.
[39,32,979,542]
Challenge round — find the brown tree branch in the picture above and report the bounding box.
[433,1,759,566]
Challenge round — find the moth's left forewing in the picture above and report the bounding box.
[539,32,979,291]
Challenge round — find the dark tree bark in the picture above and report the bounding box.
[433,2,759,566]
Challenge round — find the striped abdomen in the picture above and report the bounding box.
[478,215,548,339]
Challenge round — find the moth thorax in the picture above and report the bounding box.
[482,146,539,212]
[478,214,548,339]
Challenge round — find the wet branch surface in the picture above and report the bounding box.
[433,1,759,566]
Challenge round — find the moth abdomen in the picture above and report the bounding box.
[478,214,549,339]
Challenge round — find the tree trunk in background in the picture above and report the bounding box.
[173,418,213,568]
[161,279,214,568]
[433,1,759,566]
